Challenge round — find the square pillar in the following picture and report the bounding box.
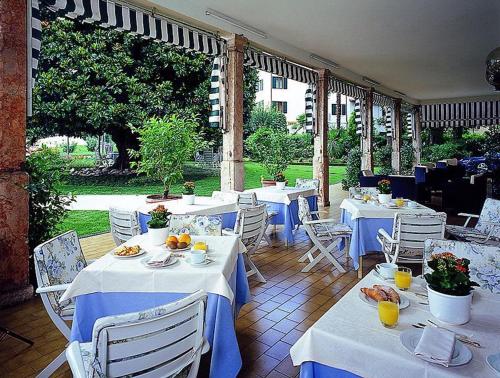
[391,99,402,174]
[360,88,374,171]
[0,0,32,306]
[413,106,422,165]
[221,34,246,192]
[313,69,330,206]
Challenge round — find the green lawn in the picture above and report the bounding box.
[58,162,346,237]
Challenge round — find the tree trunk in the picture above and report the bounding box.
[109,127,140,170]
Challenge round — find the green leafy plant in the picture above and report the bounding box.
[183,181,195,195]
[130,115,203,197]
[147,205,171,229]
[245,127,293,180]
[378,179,391,194]
[424,252,479,296]
[246,105,288,136]
[275,172,286,182]
[328,111,360,162]
[341,146,362,190]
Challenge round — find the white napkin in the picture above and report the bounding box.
[414,326,456,367]
[148,251,171,265]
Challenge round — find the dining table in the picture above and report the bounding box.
[60,234,251,378]
[339,198,436,277]
[290,271,500,378]
[245,186,318,245]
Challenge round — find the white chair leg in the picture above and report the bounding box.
[245,253,266,283]
[298,245,318,262]
[321,244,346,273]
[301,253,325,273]
[37,350,67,378]
[263,232,273,247]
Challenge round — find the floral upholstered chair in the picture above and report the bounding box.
[348,187,380,199]
[169,215,223,236]
[446,198,500,243]
[295,178,320,190]
[424,239,500,294]
[34,230,88,377]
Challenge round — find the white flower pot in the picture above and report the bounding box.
[378,193,392,204]
[148,227,168,246]
[182,194,195,205]
[427,285,473,325]
[276,181,286,190]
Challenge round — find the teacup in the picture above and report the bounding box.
[190,249,206,265]
[407,201,418,209]
[375,263,398,279]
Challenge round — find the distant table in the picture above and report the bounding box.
[245,186,318,245]
[339,199,435,276]
[137,196,238,233]
[291,271,500,378]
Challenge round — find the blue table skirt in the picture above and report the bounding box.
[300,362,361,378]
[70,254,250,378]
[139,211,238,234]
[263,195,318,244]
[340,209,393,269]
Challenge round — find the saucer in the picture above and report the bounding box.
[373,269,395,282]
[185,257,213,267]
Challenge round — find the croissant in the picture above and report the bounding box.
[360,287,387,302]
[374,285,400,304]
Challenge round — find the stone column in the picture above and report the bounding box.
[0,0,32,306]
[313,69,330,206]
[413,106,422,165]
[360,88,374,171]
[391,99,402,174]
[221,34,246,191]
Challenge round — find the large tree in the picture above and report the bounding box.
[32,6,258,168]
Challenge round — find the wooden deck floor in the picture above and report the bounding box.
[0,185,385,377]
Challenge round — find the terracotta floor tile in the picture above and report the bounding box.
[264,309,289,323]
[272,318,298,334]
[257,328,286,347]
[241,339,271,362]
[274,355,300,378]
[249,318,277,333]
[286,309,310,323]
[278,300,302,313]
[258,300,282,313]
[281,329,304,346]
[265,340,292,361]
[250,353,282,377]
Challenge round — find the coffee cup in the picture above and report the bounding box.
[375,263,398,279]
[190,249,206,264]
[408,201,418,209]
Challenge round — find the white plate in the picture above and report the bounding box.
[185,257,213,267]
[486,353,500,374]
[358,291,410,310]
[141,256,178,268]
[111,248,146,259]
[400,328,472,367]
[166,244,192,252]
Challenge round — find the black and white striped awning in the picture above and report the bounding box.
[355,99,364,135]
[406,112,413,137]
[328,77,366,99]
[305,85,315,132]
[384,107,392,135]
[209,57,224,129]
[422,101,500,128]
[373,92,394,108]
[244,48,317,84]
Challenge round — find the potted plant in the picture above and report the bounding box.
[275,172,287,190]
[130,115,203,202]
[182,181,196,205]
[377,179,392,204]
[147,205,172,245]
[245,127,293,187]
[424,252,479,325]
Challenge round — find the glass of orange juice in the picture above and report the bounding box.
[378,301,399,328]
[395,267,412,291]
[395,197,405,207]
[362,194,371,202]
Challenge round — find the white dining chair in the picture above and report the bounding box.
[297,196,352,273]
[34,230,88,378]
[348,187,380,199]
[237,192,276,247]
[109,207,141,246]
[66,290,209,378]
[169,215,223,236]
[377,212,447,266]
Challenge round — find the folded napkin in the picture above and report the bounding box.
[414,326,456,367]
[148,251,172,265]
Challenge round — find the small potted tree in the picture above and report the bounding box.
[377,179,392,204]
[147,205,172,245]
[182,181,196,205]
[130,115,202,202]
[424,252,479,325]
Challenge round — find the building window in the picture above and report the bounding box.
[331,104,347,115]
[272,76,288,89]
[272,101,288,113]
[255,79,264,91]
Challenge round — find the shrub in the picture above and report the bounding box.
[61,141,77,154]
[342,146,362,190]
[85,136,99,152]
[374,144,392,175]
[246,105,288,136]
[422,142,467,162]
[328,111,359,161]
[400,142,415,175]
[289,133,313,162]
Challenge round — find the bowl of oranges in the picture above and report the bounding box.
[166,233,192,251]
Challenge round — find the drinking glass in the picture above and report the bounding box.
[378,300,399,328]
[362,194,371,202]
[394,267,412,291]
[395,197,405,207]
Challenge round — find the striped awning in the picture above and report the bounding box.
[355,99,364,135]
[406,112,413,137]
[328,77,366,99]
[422,101,500,128]
[384,107,392,135]
[209,57,224,129]
[244,48,317,84]
[305,85,315,132]
[373,92,394,108]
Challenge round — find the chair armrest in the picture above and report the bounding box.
[222,229,235,236]
[377,229,398,245]
[457,213,479,227]
[36,283,70,294]
[66,341,87,378]
[303,218,338,225]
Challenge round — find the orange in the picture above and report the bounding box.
[167,235,178,244]
[178,233,191,245]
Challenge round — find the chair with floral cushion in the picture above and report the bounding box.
[424,239,500,294]
[34,230,88,377]
[169,215,223,236]
[297,195,352,273]
[295,178,320,190]
[66,290,209,378]
[446,198,500,243]
[348,187,380,199]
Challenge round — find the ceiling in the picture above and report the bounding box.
[140,0,500,103]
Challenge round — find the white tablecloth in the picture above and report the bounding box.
[290,271,500,378]
[137,196,238,216]
[340,198,435,220]
[245,186,317,205]
[61,234,244,303]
